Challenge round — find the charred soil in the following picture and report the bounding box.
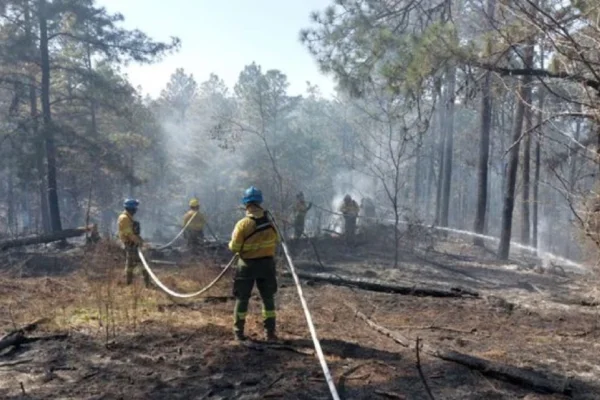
[0,229,599,399]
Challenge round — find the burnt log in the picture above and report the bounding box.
[353,309,572,395]
[289,270,479,298]
[0,225,98,251]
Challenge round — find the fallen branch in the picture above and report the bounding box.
[374,390,406,399]
[0,333,67,352]
[353,310,408,348]
[0,225,98,251]
[556,328,597,338]
[242,341,315,356]
[25,333,68,343]
[263,373,284,393]
[0,332,25,352]
[0,317,49,340]
[354,308,573,395]
[0,358,33,368]
[289,270,479,298]
[0,319,65,352]
[416,338,436,400]
[338,362,371,399]
[149,259,178,265]
[397,325,477,334]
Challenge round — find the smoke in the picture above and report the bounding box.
[138,104,243,240]
[325,170,378,233]
[331,171,376,209]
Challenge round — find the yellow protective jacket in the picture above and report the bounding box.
[294,200,312,218]
[117,211,142,246]
[183,210,205,231]
[228,205,279,259]
[340,200,359,217]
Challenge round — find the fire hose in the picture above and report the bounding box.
[138,248,237,298]
[137,209,340,398]
[265,210,341,400]
[154,211,198,250]
[155,211,219,250]
[311,204,582,270]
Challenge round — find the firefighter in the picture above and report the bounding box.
[293,191,312,239]
[339,194,360,242]
[117,199,150,287]
[183,198,206,253]
[229,186,280,341]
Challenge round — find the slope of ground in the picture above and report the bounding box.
[0,230,598,399]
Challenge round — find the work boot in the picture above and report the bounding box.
[264,317,276,341]
[143,273,151,289]
[125,270,133,286]
[234,330,247,341]
[265,330,278,342]
[234,320,246,341]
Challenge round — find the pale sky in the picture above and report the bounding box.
[97,0,336,98]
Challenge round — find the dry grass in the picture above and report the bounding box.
[0,242,237,342]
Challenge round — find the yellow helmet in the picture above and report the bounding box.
[189,198,200,208]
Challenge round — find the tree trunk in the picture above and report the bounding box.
[473,88,491,238]
[521,99,532,245]
[33,93,51,234]
[532,106,543,250]
[532,51,545,250]
[7,165,15,235]
[38,0,62,232]
[426,125,436,221]
[498,46,534,259]
[435,79,445,224]
[473,0,496,245]
[414,142,422,213]
[24,1,50,234]
[440,66,456,227]
[568,119,582,194]
[565,106,582,257]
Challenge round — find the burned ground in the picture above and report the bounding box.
[0,228,599,399]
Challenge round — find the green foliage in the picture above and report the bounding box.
[302,1,460,97]
[0,0,180,231]
[159,68,197,122]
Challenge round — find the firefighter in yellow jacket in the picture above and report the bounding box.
[339,194,360,242]
[117,199,150,287]
[293,191,312,238]
[229,186,280,341]
[183,198,206,253]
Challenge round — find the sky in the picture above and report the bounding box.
[97,0,337,99]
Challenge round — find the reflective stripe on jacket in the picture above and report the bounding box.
[228,205,279,259]
[294,200,311,218]
[340,200,359,216]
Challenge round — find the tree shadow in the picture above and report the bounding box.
[0,323,599,400]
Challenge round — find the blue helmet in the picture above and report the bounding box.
[123,198,139,209]
[242,186,263,205]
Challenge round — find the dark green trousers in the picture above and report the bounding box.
[294,215,306,239]
[233,257,277,335]
[344,215,357,242]
[124,246,150,287]
[185,229,204,253]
